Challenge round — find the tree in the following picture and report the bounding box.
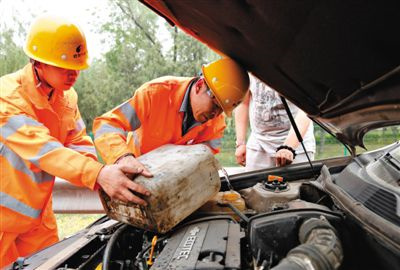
[0,27,28,76]
[74,0,219,131]
[75,0,169,129]
[101,0,168,100]
[166,24,218,77]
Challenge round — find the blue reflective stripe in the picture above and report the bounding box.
[0,142,53,183]
[118,101,141,130]
[75,118,86,132]
[132,131,140,147]
[205,138,222,149]
[1,115,43,139]
[68,144,97,155]
[0,192,41,218]
[94,124,126,139]
[68,119,86,137]
[29,141,63,167]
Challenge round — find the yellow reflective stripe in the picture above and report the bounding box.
[0,192,41,218]
[0,142,53,183]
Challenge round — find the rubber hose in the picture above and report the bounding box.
[272,216,343,270]
[102,224,129,270]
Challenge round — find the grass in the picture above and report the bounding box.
[56,214,103,239]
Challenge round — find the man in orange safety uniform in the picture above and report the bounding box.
[0,15,151,267]
[93,58,249,175]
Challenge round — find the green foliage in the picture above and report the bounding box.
[73,0,219,128]
[0,27,28,76]
[5,0,396,170]
[165,26,218,76]
[0,0,218,131]
[74,59,116,130]
[56,214,102,239]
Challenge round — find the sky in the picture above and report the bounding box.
[0,0,171,59]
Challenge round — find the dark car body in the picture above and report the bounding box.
[140,0,400,150]
[8,1,400,269]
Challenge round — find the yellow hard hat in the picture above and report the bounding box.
[24,15,89,70]
[202,58,249,117]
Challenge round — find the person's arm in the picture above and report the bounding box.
[64,107,97,160]
[0,104,151,205]
[93,87,152,177]
[93,98,142,164]
[275,110,312,166]
[234,91,250,166]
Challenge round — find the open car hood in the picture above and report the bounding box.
[141,0,400,149]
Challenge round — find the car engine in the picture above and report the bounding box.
[15,144,398,270]
[93,145,399,270]
[98,178,348,270]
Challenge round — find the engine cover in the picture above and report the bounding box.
[152,217,242,269]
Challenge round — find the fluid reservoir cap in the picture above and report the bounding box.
[264,175,289,192]
[267,175,283,182]
[222,191,241,201]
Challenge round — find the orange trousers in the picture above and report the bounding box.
[0,222,58,268]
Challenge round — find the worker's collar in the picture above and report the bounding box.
[22,63,63,109]
[180,78,202,135]
[32,64,56,99]
[179,79,195,113]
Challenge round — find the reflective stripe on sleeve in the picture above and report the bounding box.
[94,123,126,139]
[0,192,41,218]
[132,130,140,148]
[0,142,53,183]
[68,118,86,136]
[118,101,141,130]
[204,138,222,149]
[75,118,86,132]
[67,144,97,155]
[29,141,63,167]
[1,115,43,139]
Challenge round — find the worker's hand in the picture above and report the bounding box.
[275,149,294,167]
[235,144,246,166]
[116,155,153,178]
[97,164,151,206]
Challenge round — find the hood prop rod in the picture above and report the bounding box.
[280,96,318,179]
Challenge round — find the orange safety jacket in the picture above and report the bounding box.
[0,63,103,233]
[93,76,226,164]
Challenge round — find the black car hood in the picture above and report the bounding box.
[141,0,400,149]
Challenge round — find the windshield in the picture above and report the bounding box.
[358,125,400,153]
[216,123,400,170]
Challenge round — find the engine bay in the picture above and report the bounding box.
[13,143,399,270]
[95,143,399,270]
[97,179,348,270]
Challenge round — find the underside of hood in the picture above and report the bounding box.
[141,0,400,148]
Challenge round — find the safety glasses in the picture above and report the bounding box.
[206,88,223,115]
